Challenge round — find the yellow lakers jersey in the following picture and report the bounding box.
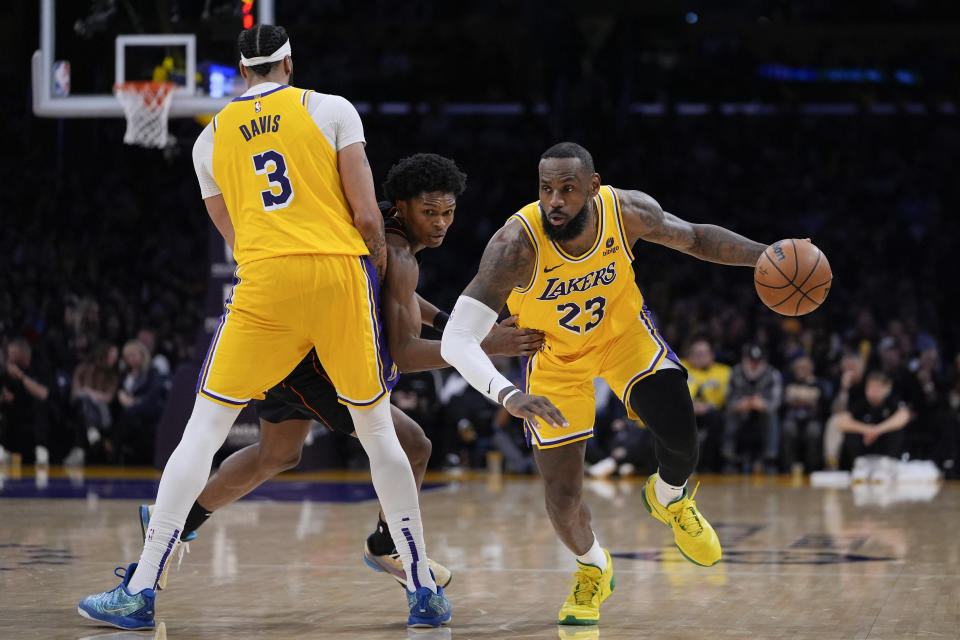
[211,85,368,265]
[682,361,732,409]
[506,186,645,359]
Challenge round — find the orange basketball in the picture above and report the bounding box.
[754,239,832,316]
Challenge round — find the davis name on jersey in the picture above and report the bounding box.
[238,114,281,141]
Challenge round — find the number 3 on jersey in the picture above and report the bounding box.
[252,149,294,211]
[557,296,606,334]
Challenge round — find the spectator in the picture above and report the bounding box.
[781,355,832,472]
[0,339,54,465]
[723,344,783,473]
[945,353,960,479]
[823,352,866,469]
[875,336,911,396]
[834,370,912,466]
[113,339,166,464]
[136,328,172,382]
[904,347,956,474]
[681,338,731,472]
[587,412,652,479]
[71,342,120,462]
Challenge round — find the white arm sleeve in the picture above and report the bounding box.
[440,296,516,404]
[191,124,220,198]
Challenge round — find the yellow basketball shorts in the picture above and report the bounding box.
[197,254,397,409]
[520,308,681,449]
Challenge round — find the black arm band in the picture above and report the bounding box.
[433,311,450,333]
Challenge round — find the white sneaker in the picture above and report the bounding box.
[35,445,50,466]
[587,457,617,479]
[64,447,86,467]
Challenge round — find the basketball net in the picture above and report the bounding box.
[114,81,177,148]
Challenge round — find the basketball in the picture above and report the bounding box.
[754,239,832,316]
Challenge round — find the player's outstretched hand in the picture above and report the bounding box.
[482,315,545,357]
[503,392,569,428]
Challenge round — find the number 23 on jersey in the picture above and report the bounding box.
[556,296,607,334]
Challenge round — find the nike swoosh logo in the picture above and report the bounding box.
[486,378,493,394]
[544,264,563,273]
[103,603,141,615]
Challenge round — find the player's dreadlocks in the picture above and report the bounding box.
[382,153,468,203]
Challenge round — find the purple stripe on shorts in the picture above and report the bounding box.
[400,526,421,590]
[360,256,398,392]
[199,390,248,406]
[530,427,594,447]
[520,354,534,447]
[196,270,240,395]
[621,304,686,404]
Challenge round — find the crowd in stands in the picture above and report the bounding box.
[4,3,958,477]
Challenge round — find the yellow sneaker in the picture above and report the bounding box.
[558,626,600,640]
[557,549,615,625]
[641,474,722,567]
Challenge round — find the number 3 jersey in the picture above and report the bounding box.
[506,185,652,361]
[192,82,369,266]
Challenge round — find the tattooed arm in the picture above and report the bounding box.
[461,220,537,312]
[339,142,387,279]
[616,188,766,266]
[441,220,568,427]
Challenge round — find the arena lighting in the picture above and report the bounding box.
[242,0,254,29]
[757,63,919,85]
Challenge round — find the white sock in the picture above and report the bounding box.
[576,534,607,572]
[127,397,240,593]
[654,473,685,506]
[349,400,436,593]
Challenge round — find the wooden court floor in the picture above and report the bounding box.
[0,468,957,640]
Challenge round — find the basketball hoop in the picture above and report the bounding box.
[114,81,177,148]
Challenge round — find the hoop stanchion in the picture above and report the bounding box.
[113,81,177,148]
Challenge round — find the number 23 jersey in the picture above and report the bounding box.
[192,82,369,265]
[506,186,649,361]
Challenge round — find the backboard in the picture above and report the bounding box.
[32,0,275,118]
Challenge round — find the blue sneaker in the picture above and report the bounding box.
[406,584,452,628]
[77,563,155,630]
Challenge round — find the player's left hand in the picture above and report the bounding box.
[503,391,569,428]
[481,315,545,357]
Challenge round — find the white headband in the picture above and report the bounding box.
[240,39,291,67]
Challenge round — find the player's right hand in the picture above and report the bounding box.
[503,392,569,428]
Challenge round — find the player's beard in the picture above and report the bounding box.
[542,201,591,242]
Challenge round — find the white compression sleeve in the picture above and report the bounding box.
[128,396,240,593]
[348,400,436,593]
[440,295,515,403]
